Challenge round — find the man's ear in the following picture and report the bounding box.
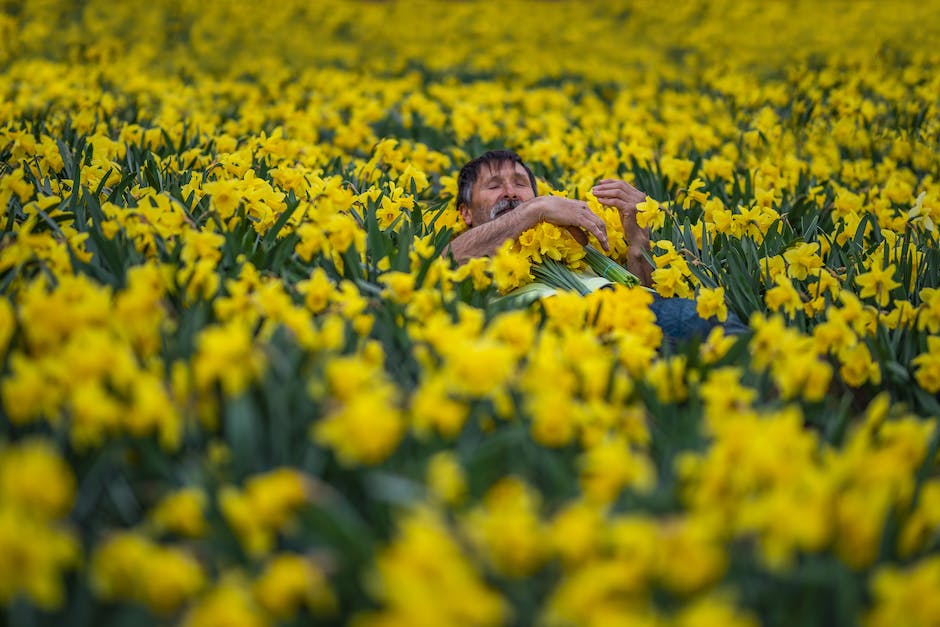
[458,203,473,227]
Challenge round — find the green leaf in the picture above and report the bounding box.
[225,394,262,476]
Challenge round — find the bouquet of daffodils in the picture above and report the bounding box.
[490,220,645,308]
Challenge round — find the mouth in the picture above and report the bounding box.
[491,198,521,219]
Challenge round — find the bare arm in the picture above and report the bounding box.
[623,223,653,287]
[446,202,542,265]
[445,196,610,265]
[592,179,654,287]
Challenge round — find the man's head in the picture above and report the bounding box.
[457,150,538,227]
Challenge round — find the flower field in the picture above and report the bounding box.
[2,1,940,625]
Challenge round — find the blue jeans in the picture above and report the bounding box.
[648,295,748,345]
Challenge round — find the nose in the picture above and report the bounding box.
[502,182,517,198]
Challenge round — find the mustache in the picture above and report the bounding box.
[490,197,522,219]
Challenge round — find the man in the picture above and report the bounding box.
[446,150,747,342]
[447,149,652,285]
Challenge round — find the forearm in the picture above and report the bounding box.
[445,203,541,264]
[591,178,654,285]
[621,214,652,287]
[625,229,653,287]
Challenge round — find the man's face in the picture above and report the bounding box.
[459,160,536,227]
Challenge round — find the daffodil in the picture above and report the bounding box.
[855,261,901,308]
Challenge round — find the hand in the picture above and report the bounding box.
[591,179,653,286]
[591,179,648,241]
[531,196,609,251]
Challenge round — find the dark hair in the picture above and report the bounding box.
[456,150,537,209]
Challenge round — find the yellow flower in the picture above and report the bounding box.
[61,364,119,437]
[379,270,415,303]
[253,554,337,619]
[463,477,547,578]
[0,167,34,203]
[580,436,655,504]
[313,390,405,466]
[91,532,204,615]
[527,387,577,447]
[764,274,803,317]
[652,265,693,298]
[410,374,470,438]
[838,342,882,387]
[324,212,365,254]
[696,286,728,322]
[699,326,737,364]
[699,367,756,421]
[219,487,274,557]
[855,261,901,308]
[484,309,537,357]
[866,555,940,627]
[489,241,532,292]
[783,242,823,280]
[917,287,940,333]
[219,468,310,557]
[548,500,605,567]
[192,321,266,395]
[439,336,517,398]
[376,194,402,230]
[907,190,936,233]
[398,163,430,193]
[357,506,507,627]
[0,438,74,519]
[203,178,243,220]
[899,481,940,558]
[680,178,708,209]
[0,297,14,355]
[297,267,335,314]
[451,256,492,291]
[775,348,832,402]
[181,228,225,264]
[183,575,268,627]
[654,516,727,594]
[882,300,917,329]
[0,506,80,609]
[646,355,689,403]
[544,514,658,625]
[635,196,665,230]
[911,336,940,393]
[295,223,328,262]
[674,594,759,627]
[426,452,467,506]
[149,487,208,538]
[244,468,310,530]
[661,156,694,185]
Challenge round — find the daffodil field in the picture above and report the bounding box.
[3,1,940,625]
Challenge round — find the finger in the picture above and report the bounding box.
[593,180,643,195]
[584,217,609,251]
[592,191,629,204]
[595,192,645,211]
[593,177,639,186]
[561,203,609,251]
[593,186,642,200]
[592,184,635,197]
[592,180,626,190]
[592,192,632,211]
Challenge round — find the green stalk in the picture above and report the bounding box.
[582,244,640,287]
[531,258,591,295]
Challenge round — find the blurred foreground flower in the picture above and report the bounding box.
[357,506,508,627]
